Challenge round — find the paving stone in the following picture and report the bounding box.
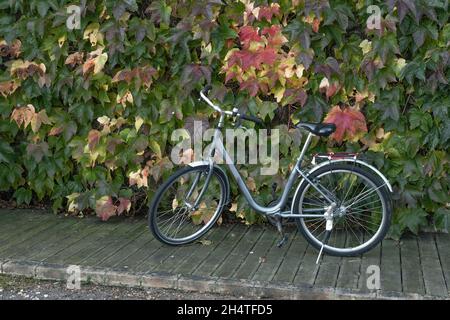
[141,272,178,289]
[103,270,142,287]
[0,209,448,299]
[2,260,37,277]
[35,263,68,281]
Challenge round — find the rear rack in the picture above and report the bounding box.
[312,152,359,165]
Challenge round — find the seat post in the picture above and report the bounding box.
[296,132,314,168]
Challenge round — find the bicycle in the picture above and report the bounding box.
[148,86,393,260]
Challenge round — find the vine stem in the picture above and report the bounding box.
[401,94,412,115]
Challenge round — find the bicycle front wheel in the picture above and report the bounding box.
[293,163,392,256]
[148,165,227,245]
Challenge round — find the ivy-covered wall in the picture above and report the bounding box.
[0,0,448,239]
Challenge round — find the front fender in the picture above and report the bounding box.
[188,161,231,204]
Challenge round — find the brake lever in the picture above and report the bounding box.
[233,115,245,129]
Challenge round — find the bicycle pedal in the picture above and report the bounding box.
[277,235,288,248]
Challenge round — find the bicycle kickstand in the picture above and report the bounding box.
[275,217,288,248]
[315,231,331,264]
[316,218,334,264]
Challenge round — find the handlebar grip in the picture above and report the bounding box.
[201,85,212,95]
[240,113,265,126]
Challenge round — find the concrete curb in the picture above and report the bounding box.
[0,259,445,300]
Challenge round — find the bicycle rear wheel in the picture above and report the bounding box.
[293,163,392,256]
[148,165,227,245]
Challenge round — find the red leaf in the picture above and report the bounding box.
[225,70,236,83]
[284,89,308,107]
[312,18,321,33]
[65,52,84,67]
[10,104,35,129]
[262,25,287,47]
[106,137,123,154]
[88,129,101,150]
[226,38,235,49]
[138,66,157,87]
[82,58,95,76]
[11,60,46,79]
[0,81,19,97]
[48,126,64,136]
[117,197,131,215]
[326,82,340,99]
[182,64,212,86]
[229,48,277,72]
[256,47,277,67]
[95,196,117,221]
[112,66,157,88]
[233,50,258,71]
[319,78,340,100]
[0,39,21,58]
[239,79,260,97]
[261,25,281,37]
[112,69,135,84]
[26,142,49,163]
[324,106,368,143]
[257,3,281,21]
[238,26,262,48]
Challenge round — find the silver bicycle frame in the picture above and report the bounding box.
[191,113,331,218]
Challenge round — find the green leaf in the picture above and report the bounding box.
[398,208,428,234]
[259,101,277,120]
[0,141,14,163]
[36,2,50,17]
[211,18,237,53]
[14,187,32,205]
[149,139,162,158]
[434,208,450,231]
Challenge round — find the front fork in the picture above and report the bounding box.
[184,158,215,211]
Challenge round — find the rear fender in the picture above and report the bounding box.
[308,159,393,193]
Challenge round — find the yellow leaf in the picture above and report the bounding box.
[97,116,110,126]
[83,22,103,46]
[359,39,372,55]
[116,90,133,106]
[199,239,212,246]
[30,109,51,133]
[93,53,108,74]
[273,86,285,103]
[129,168,148,188]
[393,58,407,77]
[376,128,385,140]
[246,177,257,192]
[58,35,66,48]
[172,198,179,211]
[295,64,305,78]
[135,116,144,132]
[319,77,330,90]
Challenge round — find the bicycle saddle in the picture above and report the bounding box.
[295,122,336,137]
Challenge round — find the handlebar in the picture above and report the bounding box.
[199,85,265,126]
[239,113,265,126]
[199,85,222,113]
[201,85,212,96]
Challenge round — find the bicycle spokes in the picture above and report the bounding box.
[153,168,224,241]
[299,169,385,251]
